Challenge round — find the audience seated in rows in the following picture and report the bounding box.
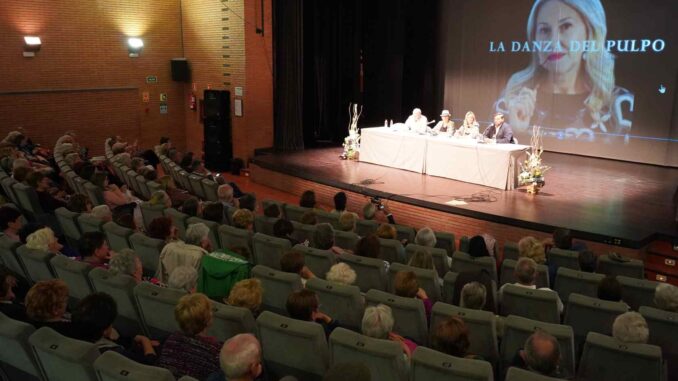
[453,269,496,313]
[469,235,492,258]
[25,279,75,336]
[612,311,649,344]
[0,205,23,241]
[66,194,92,214]
[232,209,254,230]
[300,190,318,209]
[414,227,436,247]
[362,202,395,224]
[354,235,380,258]
[0,268,26,320]
[393,270,432,320]
[203,202,225,224]
[287,289,339,337]
[408,249,439,282]
[598,275,630,309]
[460,282,487,310]
[149,190,172,209]
[300,211,317,225]
[108,248,143,282]
[326,263,357,286]
[332,192,347,214]
[157,223,211,283]
[430,316,480,359]
[217,184,239,208]
[315,223,344,254]
[263,203,281,218]
[273,218,299,245]
[654,283,678,312]
[499,257,563,313]
[280,251,315,285]
[226,278,263,317]
[338,212,358,232]
[512,329,562,378]
[147,216,177,243]
[206,333,263,381]
[26,171,67,212]
[159,175,192,208]
[361,304,416,358]
[80,231,112,268]
[167,266,198,293]
[238,194,256,213]
[26,226,63,255]
[578,250,597,272]
[181,197,202,217]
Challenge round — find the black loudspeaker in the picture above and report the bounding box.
[171,58,190,82]
[203,90,232,171]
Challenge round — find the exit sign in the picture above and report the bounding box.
[146,75,158,84]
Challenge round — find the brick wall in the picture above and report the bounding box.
[0,0,186,155]
[181,0,274,164]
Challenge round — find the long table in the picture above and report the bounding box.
[359,127,529,190]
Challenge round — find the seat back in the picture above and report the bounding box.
[441,271,459,304]
[0,312,40,378]
[0,176,20,205]
[505,367,566,381]
[430,302,498,365]
[617,276,660,311]
[163,208,189,240]
[365,289,428,345]
[500,315,576,379]
[256,311,329,381]
[433,231,456,256]
[133,282,186,340]
[355,219,379,237]
[596,254,644,279]
[548,248,580,271]
[292,244,336,279]
[93,350,174,381]
[261,200,285,218]
[316,210,340,229]
[333,230,360,251]
[252,233,292,269]
[577,332,663,381]
[388,262,441,303]
[329,328,408,381]
[563,293,631,351]
[201,179,219,202]
[129,233,165,274]
[88,268,143,337]
[254,215,278,236]
[55,207,82,244]
[217,224,253,255]
[282,205,310,223]
[451,251,498,282]
[186,217,221,250]
[125,170,140,195]
[503,241,519,261]
[50,255,94,302]
[146,181,162,196]
[378,238,406,264]
[306,277,364,331]
[459,236,470,253]
[251,265,302,315]
[77,213,105,234]
[394,224,416,243]
[102,222,133,251]
[12,183,44,219]
[29,327,100,381]
[139,203,166,231]
[640,306,678,381]
[405,244,450,279]
[553,267,603,302]
[207,302,256,342]
[16,245,55,283]
[337,253,387,292]
[0,234,24,277]
[500,258,549,288]
[135,176,151,200]
[290,221,316,247]
[500,284,560,324]
[411,346,494,381]
[187,174,206,199]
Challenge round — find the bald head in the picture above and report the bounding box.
[523,330,560,376]
[219,333,262,379]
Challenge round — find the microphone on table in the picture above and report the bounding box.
[427,120,436,125]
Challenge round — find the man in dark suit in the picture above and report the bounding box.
[483,112,514,143]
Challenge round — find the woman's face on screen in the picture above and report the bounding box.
[535,0,587,75]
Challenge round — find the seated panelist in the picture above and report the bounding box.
[455,111,480,139]
[433,110,455,134]
[482,112,514,144]
[405,108,429,134]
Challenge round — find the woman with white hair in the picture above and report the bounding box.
[167,266,198,293]
[612,311,649,344]
[25,227,63,254]
[90,205,113,222]
[361,304,417,358]
[654,283,678,313]
[108,249,143,283]
[414,227,437,248]
[326,263,357,286]
[495,0,633,137]
[455,111,480,138]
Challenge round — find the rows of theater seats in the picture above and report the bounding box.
[0,138,674,381]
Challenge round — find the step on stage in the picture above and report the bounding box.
[251,148,678,249]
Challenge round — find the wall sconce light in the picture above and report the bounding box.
[23,36,41,57]
[127,37,144,57]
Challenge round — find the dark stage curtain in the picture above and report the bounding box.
[273,0,305,151]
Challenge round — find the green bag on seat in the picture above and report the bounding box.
[198,249,252,301]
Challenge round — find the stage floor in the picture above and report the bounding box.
[251,148,678,248]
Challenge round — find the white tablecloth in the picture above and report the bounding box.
[359,127,529,189]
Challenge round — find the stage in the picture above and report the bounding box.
[251,147,677,250]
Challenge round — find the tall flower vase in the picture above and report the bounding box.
[341,103,362,160]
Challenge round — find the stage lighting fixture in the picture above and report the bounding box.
[23,36,41,57]
[127,37,144,57]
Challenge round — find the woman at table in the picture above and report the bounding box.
[433,110,455,134]
[455,111,480,138]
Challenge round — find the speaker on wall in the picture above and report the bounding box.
[203,90,232,171]
[171,58,190,82]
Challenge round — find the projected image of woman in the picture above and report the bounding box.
[495,0,633,140]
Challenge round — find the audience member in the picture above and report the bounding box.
[597,276,628,307]
[326,263,357,286]
[26,171,67,212]
[314,223,343,254]
[375,223,397,240]
[92,172,133,210]
[300,211,317,225]
[414,227,436,247]
[612,311,649,344]
[272,218,299,245]
[147,216,177,242]
[332,192,347,213]
[430,316,480,359]
[354,235,380,258]
[149,190,172,209]
[217,184,239,208]
[25,279,74,336]
[167,266,198,293]
[468,235,491,258]
[12,166,33,184]
[202,202,225,224]
[453,269,497,313]
[90,205,113,222]
[18,222,46,244]
[226,279,263,317]
[552,228,586,251]
[460,282,487,310]
[654,283,678,312]
[519,236,546,264]
[323,363,371,381]
[159,175,191,208]
[578,250,597,272]
[158,293,222,380]
[499,257,563,313]
[181,197,202,217]
[71,292,158,364]
[0,268,26,320]
[338,211,358,232]
[280,251,315,285]
[157,223,210,283]
[286,289,339,336]
[299,190,317,209]
[232,209,254,230]
[263,203,281,218]
[362,202,396,224]
[79,231,112,268]
[206,334,262,381]
[362,304,416,358]
[238,194,257,212]
[66,194,92,213]
[0,206,23,241]
[393,270,432,320]
[512,329,562,378]
[407,249,438,276]
[26,227,63,254]
[108,249,143,282]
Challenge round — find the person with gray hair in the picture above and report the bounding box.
[362,202,396,224]
[108,248,143,283]
[514,329,562,378]
[167,266,198,293]
[217,184,239,208]
[326,263,357,286]
[314,223,344,254]
[461,282,487,310]
[613,311,649,344]
[414,227,437,247]
[654,283,678,312]
[90,205,113,222]
[361,304,417,358]
[499,257,563,313]
[206,333,262,381]
[156,223,210,283]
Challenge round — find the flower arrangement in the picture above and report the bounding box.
[341,103,362,160]
[519,125,550,194]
